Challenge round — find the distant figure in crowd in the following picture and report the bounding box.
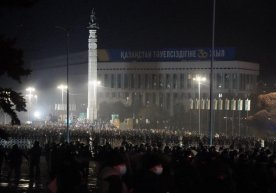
[28,141,41,181]
[97,151,129,193]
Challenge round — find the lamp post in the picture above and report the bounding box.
[26,87,35,122]
[209,0,216,146]
[193,76,206,136]
[56,26,70,143]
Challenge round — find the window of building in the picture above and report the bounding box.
[152,74,157,89]
[104,74,108,87]
[173,93,178,103]
[124,74,129,89]
[159,74,163,89]
[245,74,250,89]
[139,93,143,105]
[159,93,164,108]
[145,74,149,89]
[232,74,237,89]
[153,93,156,105]
[224,74,230,89]
[166,74,171,89]
[146,93,150,104]
[180,73,185,89]
[166,93,171,110]
[240,74,245,90]
[111,74,115,88]
[131,92,136,105]
[137,74,141,89]
[187,73,192,89]
[173,74,177,89]
[117,74,121,88]
[130,74,135,89]
[217,73,222,89]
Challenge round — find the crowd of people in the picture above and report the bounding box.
[0,141,41,184]
[0,124,275,193]
[1,124,276,149]
[94,142,276,193]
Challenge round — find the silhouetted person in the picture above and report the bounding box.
[57,146,82,193]
[98,151,129,193]
[0,145,5,178]
[28,141,41,181]
[7,144,27,183]
[134,152,165,193]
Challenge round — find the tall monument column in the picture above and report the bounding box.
[87,9,99,121]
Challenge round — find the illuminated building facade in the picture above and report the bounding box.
[27,48,259,134]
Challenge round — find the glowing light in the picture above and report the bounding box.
[34,111,41,119]
[89,80,101,86]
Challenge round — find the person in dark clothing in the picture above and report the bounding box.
[28,141,42,181]
[97,151,129,193]
[56,145,82,193]
[0,145,5,177]
[7,144,27,183]
[134,152,165,193]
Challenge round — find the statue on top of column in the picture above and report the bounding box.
[88,8,99,29]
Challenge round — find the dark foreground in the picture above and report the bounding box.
[0,157,97,193]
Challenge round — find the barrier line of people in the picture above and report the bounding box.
[0,124,276,193]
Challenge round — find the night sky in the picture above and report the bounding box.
[1,0,276,81]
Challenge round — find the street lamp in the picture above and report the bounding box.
[193,76,206,136]
[26,87,36,122]
[56,26,70,143]
[209,0,216,146]
[26,87,35,95]
[57,84,68,110]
